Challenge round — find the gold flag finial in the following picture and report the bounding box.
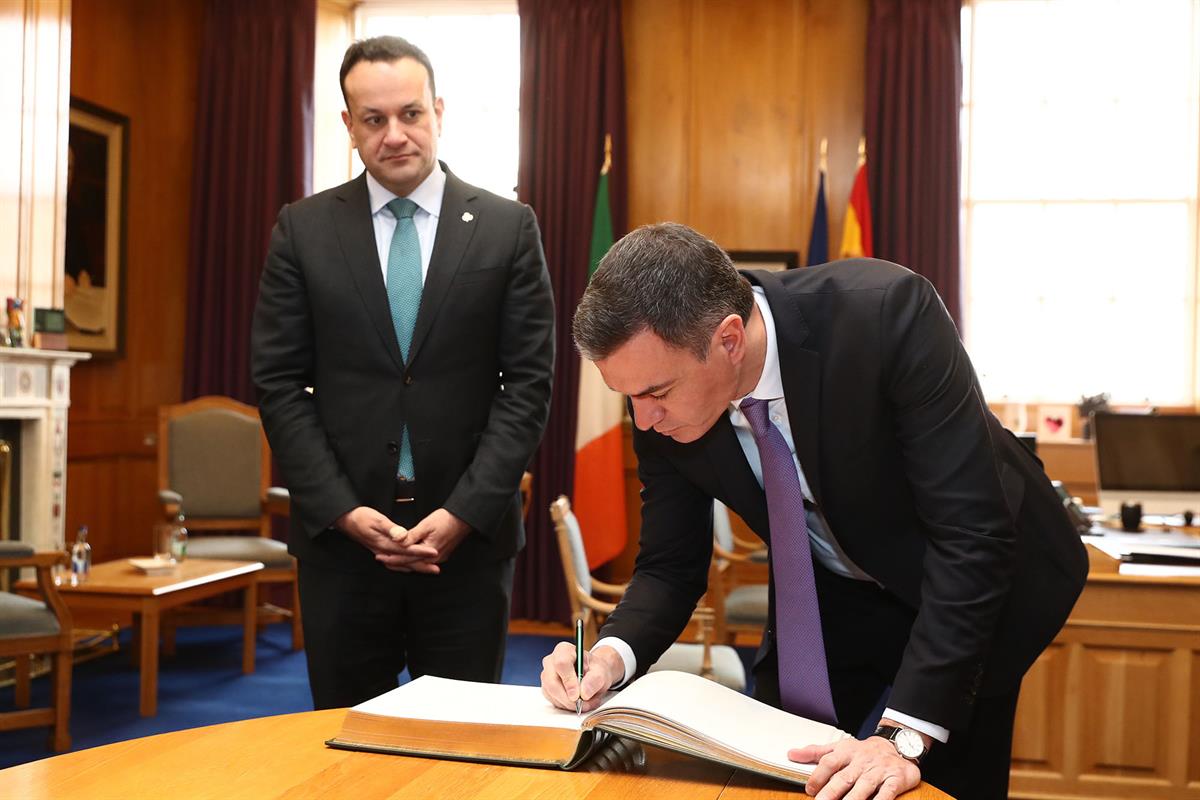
[857,135,866,163]
[819,137,829,173]
[601,134,612,176]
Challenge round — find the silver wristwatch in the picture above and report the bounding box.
[873,724,929,765]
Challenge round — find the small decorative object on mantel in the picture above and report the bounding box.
[4,298,26,347]
[32,308,68,351]
[1077,393,1111,440]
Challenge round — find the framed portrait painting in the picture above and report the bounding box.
[65,97,128,357]
[726,250,800,273]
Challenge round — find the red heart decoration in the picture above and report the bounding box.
[1045,416,1063,432]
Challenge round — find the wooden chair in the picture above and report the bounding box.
[0,543,73,751]
[709,499,769,645]
[549,495,745,691]
[520,471,533,520]
[157,396,301,651]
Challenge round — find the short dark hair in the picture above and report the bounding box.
[573,223,755,362]
[339,36,437,108]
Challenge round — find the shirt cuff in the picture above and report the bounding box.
[592,636,637,688]
[881,708,950,744]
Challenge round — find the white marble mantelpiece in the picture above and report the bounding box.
[0,347,90,554]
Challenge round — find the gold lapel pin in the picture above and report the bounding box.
[461,211,474,222]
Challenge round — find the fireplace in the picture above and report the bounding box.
[0,349,90,560]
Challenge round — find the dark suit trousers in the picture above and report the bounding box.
[298,502,515,710]
[753,564,1020,800]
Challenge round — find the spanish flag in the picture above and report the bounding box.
[839,138,873,259]
[572,135,627,569]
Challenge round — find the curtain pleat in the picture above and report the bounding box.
[513,0,628,621]
[866,0,963,326]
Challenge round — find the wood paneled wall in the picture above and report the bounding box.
[58,0,868,568]
[623,0,869,249]
[612,0,869,580]
[65,0,204,564]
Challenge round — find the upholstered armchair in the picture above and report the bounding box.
[0,542,73,751]
[549,495,745,692]
[157,396,300,650]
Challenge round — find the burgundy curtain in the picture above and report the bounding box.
[183,0,315,402]
[865,0,962,326]
[514,0,628,621]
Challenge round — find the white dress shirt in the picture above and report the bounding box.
[597,288,949,744]
[366,166,446,285]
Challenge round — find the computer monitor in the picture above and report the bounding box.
[1093,412,1200,517]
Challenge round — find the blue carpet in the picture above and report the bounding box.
[0,625,756,771]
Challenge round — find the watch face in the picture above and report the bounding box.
[894,729,925,759]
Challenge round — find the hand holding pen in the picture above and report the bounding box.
[539,624,626,713]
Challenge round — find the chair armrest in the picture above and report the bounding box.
[732,532,766,552]
[0,550,66,569]
[712,540,749,563]
[0,541,34,559]
[159,489,183,519]
[264,486,290,516]
[589,577,629,597]
[577,592,618,616]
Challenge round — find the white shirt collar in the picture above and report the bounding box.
[365,164,446,219]
[732,288,783,409]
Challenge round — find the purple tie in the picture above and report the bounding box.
[739,397,838,725]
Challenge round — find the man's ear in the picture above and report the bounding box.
[341,109,357,149]
[717,314,746,359]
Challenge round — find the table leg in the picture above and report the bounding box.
[130,614,140,666]
[139,602,160,717]
[242,582,256,675]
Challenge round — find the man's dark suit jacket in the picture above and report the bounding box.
[251,164,554,570]
[602,259,1087,733]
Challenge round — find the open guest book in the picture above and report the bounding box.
[326,669,850,787]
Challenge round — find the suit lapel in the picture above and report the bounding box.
[408,164,479,367]
[332,174,405,371]
[748,270,824,504]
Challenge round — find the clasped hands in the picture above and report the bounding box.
[336,506,470,573]
[540,641,922,799]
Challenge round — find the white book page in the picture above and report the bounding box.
[595,670,848,770]
[1119,562,1200,577]
[352,676,583,731]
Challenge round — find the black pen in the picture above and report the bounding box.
[575,617,584,715]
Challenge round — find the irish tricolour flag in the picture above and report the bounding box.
[572,137,627,568]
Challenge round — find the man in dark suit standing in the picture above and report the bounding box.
[541,223,1086,799]
[252,36,554,710]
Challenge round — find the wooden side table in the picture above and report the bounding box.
[16,559,263,716]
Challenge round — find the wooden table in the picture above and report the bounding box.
[0,709,951,799]
[16,559,263,717]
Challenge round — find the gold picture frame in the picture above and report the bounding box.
[65,97,129,357]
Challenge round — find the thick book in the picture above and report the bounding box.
[326,669,850,786]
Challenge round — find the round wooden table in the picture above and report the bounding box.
[0,708,951,799]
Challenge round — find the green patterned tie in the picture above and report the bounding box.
[386,197,421,479]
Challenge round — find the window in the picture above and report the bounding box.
[312,0,519,199]
[961,0,1200,405]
